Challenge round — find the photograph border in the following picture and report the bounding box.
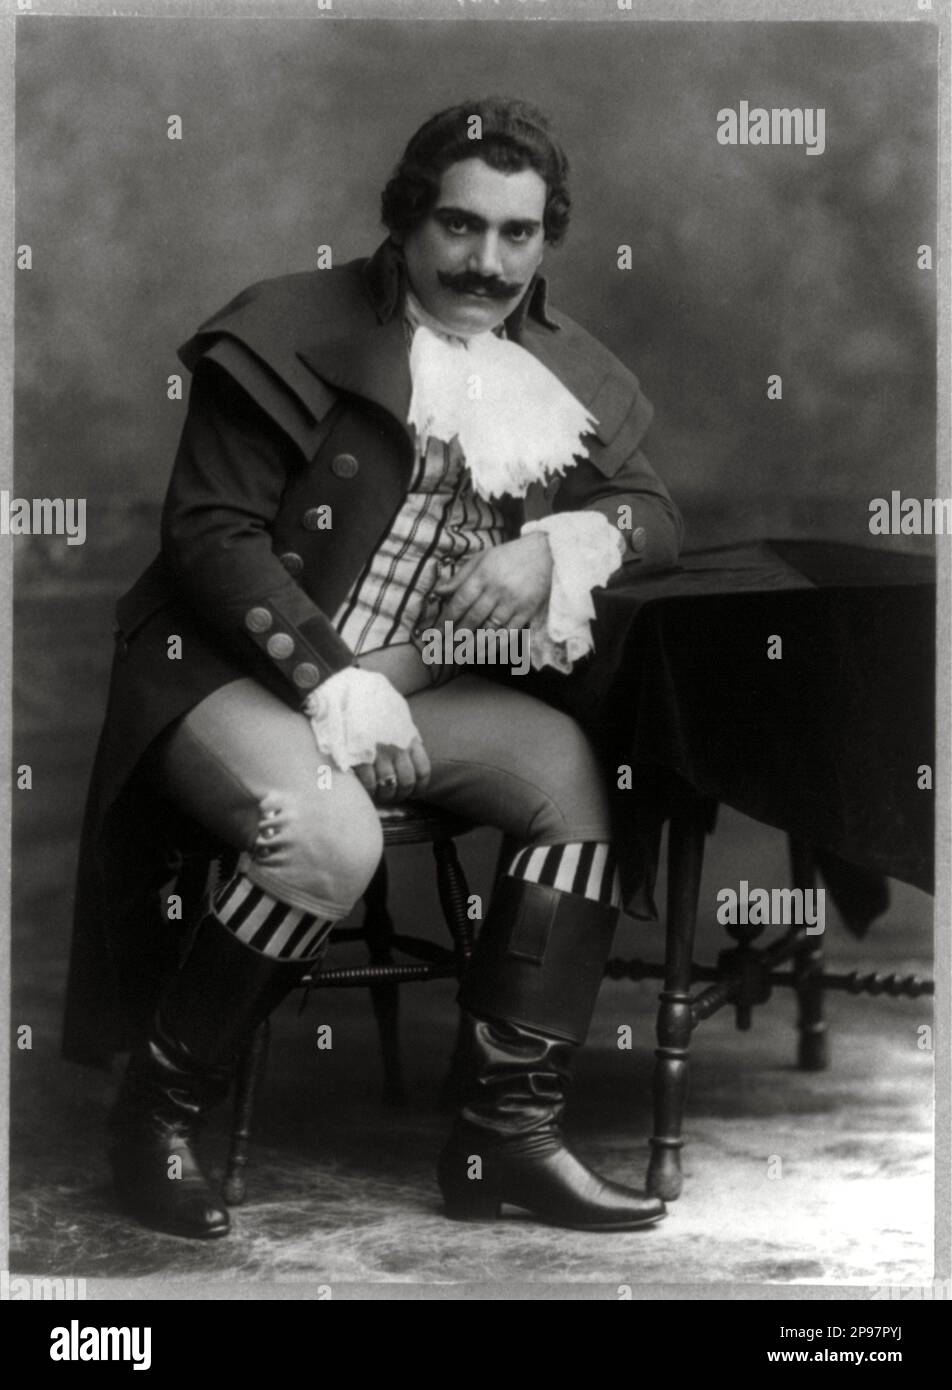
[1,0,948,1303]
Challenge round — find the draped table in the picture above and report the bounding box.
[534,539,937,1198]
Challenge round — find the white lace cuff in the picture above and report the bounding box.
[522,512,625,673]
[302,668,421,771]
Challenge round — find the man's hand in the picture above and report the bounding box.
[353,737,432,805]
[434,533,552,630]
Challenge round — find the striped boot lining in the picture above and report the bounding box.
[505,841,622,909]
[213,875,334,961]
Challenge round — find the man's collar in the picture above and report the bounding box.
[361,236,561,340]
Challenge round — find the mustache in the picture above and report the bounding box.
[437,270,524,300]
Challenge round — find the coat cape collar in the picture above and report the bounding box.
[181,237,639,464]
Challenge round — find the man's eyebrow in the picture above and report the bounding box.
[434,206,542,231]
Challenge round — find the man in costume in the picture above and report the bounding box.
[64,98,683,1238]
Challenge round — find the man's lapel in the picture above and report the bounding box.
[297,240,413,439]
[298,312,413,440]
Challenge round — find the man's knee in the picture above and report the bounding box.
[249,783,384,911]
[548,713,603,780]
[525,713,611,842]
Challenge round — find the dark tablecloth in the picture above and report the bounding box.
[534,540,936,922]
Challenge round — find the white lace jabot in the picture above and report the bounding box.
[405,289,599,502]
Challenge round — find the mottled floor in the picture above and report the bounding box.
[10,809,935,1299]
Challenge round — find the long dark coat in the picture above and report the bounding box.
[62,237,683,1066]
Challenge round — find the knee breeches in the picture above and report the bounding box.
[149,674,613,918]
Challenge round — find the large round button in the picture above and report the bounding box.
[245,606,272,634]
[331,453,359,479]
[266,633,295,660]
[629,526,647,555]
[292,662,321,689]
[301,509,324,532]
[279,550,304,576]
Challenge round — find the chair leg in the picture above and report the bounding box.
[433,835,477,1109]
[790,838,829,1071]
[363,858,407,1106]
[225,1019,270,1207]
[646,798,708,1202]
[434,836,475,971]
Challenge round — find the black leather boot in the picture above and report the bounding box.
[437,876,666,1231]
[108,911,315,1239]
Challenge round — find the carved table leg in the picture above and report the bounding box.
[225,1019,270,1206]
[789,838,829,1071]
[646,798,708,1201]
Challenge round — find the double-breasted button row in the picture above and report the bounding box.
[330,452,359,479]
[279,550,304,576]
[298,454,355,532]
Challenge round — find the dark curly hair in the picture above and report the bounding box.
[381,97,571,247]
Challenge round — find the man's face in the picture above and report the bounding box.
[400,157,547,335]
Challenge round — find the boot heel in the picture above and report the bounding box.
[442,1184,501,1221]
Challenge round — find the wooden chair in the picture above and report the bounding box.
[223,801,478,1205]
